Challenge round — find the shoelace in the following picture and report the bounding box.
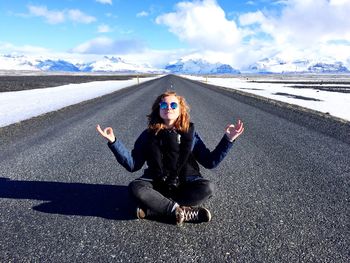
[183,209,199,222]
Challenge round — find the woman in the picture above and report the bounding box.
[97,91,244,225]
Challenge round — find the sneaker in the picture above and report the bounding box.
[136,207,146,219]
[180,206,211,223]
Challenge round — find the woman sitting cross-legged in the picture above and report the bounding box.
[97,91,244,225]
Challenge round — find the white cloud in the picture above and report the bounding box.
[27,5,96,24]
[96,0,113,5]
[137,11,149,17]
[156,0,241,51]
[72,37,112,53]
[239,11,266,26]
[71,37,145,54]
[123,48,193,68]
[98,24,112,33]
[28,5,65,24]
[329,0,349,6]
[278,0,350,45]
[229,0,350,68]
[106,13,118,19]
[0,42,52,55]
[240,0,350,47]
[68,9,96,24]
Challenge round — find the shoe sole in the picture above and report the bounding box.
[136,207,146,219]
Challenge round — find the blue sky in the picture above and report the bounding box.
[1,0,350,68]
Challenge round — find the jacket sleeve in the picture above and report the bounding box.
[192,132,234,169]
[107,130,147,172]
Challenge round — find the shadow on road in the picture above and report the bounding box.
[0,177,136,220]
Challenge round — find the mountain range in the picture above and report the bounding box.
[0,54,349,74]
[0,55,162,74]
[248,57,349,73]
[165,58,240,74]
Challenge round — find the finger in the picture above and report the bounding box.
[96,124,104,135]
[236,120,243,130]
[238,127,244,135]
[236,122,244,133]
[225,124,235,131]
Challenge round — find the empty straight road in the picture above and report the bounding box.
[0,75,349,262]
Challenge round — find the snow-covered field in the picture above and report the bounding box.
[0,74,349,128]
[0,76,161,128]
[182,75,350,122]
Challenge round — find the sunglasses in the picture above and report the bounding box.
[159,101,178,110]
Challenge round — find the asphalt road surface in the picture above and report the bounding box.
[0,75,349,262]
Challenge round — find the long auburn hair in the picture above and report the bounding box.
[148,91,190,134]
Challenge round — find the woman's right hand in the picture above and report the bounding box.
[96,124,116,143]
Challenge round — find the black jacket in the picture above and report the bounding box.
[146,123,199,185]
[108,123,235,182]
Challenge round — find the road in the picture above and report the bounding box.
[0,75,349,262]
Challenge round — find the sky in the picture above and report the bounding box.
[1,75,349,128]
[1,0,350,69]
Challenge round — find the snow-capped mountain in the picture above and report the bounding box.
[307,62,349,73]
[37,59,80,72]
[248,57,349,73]
[0,54,164,73]
[165,58,240,74]
[78,56,163,73]
[0,54,40,71]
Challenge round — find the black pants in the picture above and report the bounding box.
[128,177,215,216]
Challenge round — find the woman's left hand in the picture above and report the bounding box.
[225,119,244,142]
